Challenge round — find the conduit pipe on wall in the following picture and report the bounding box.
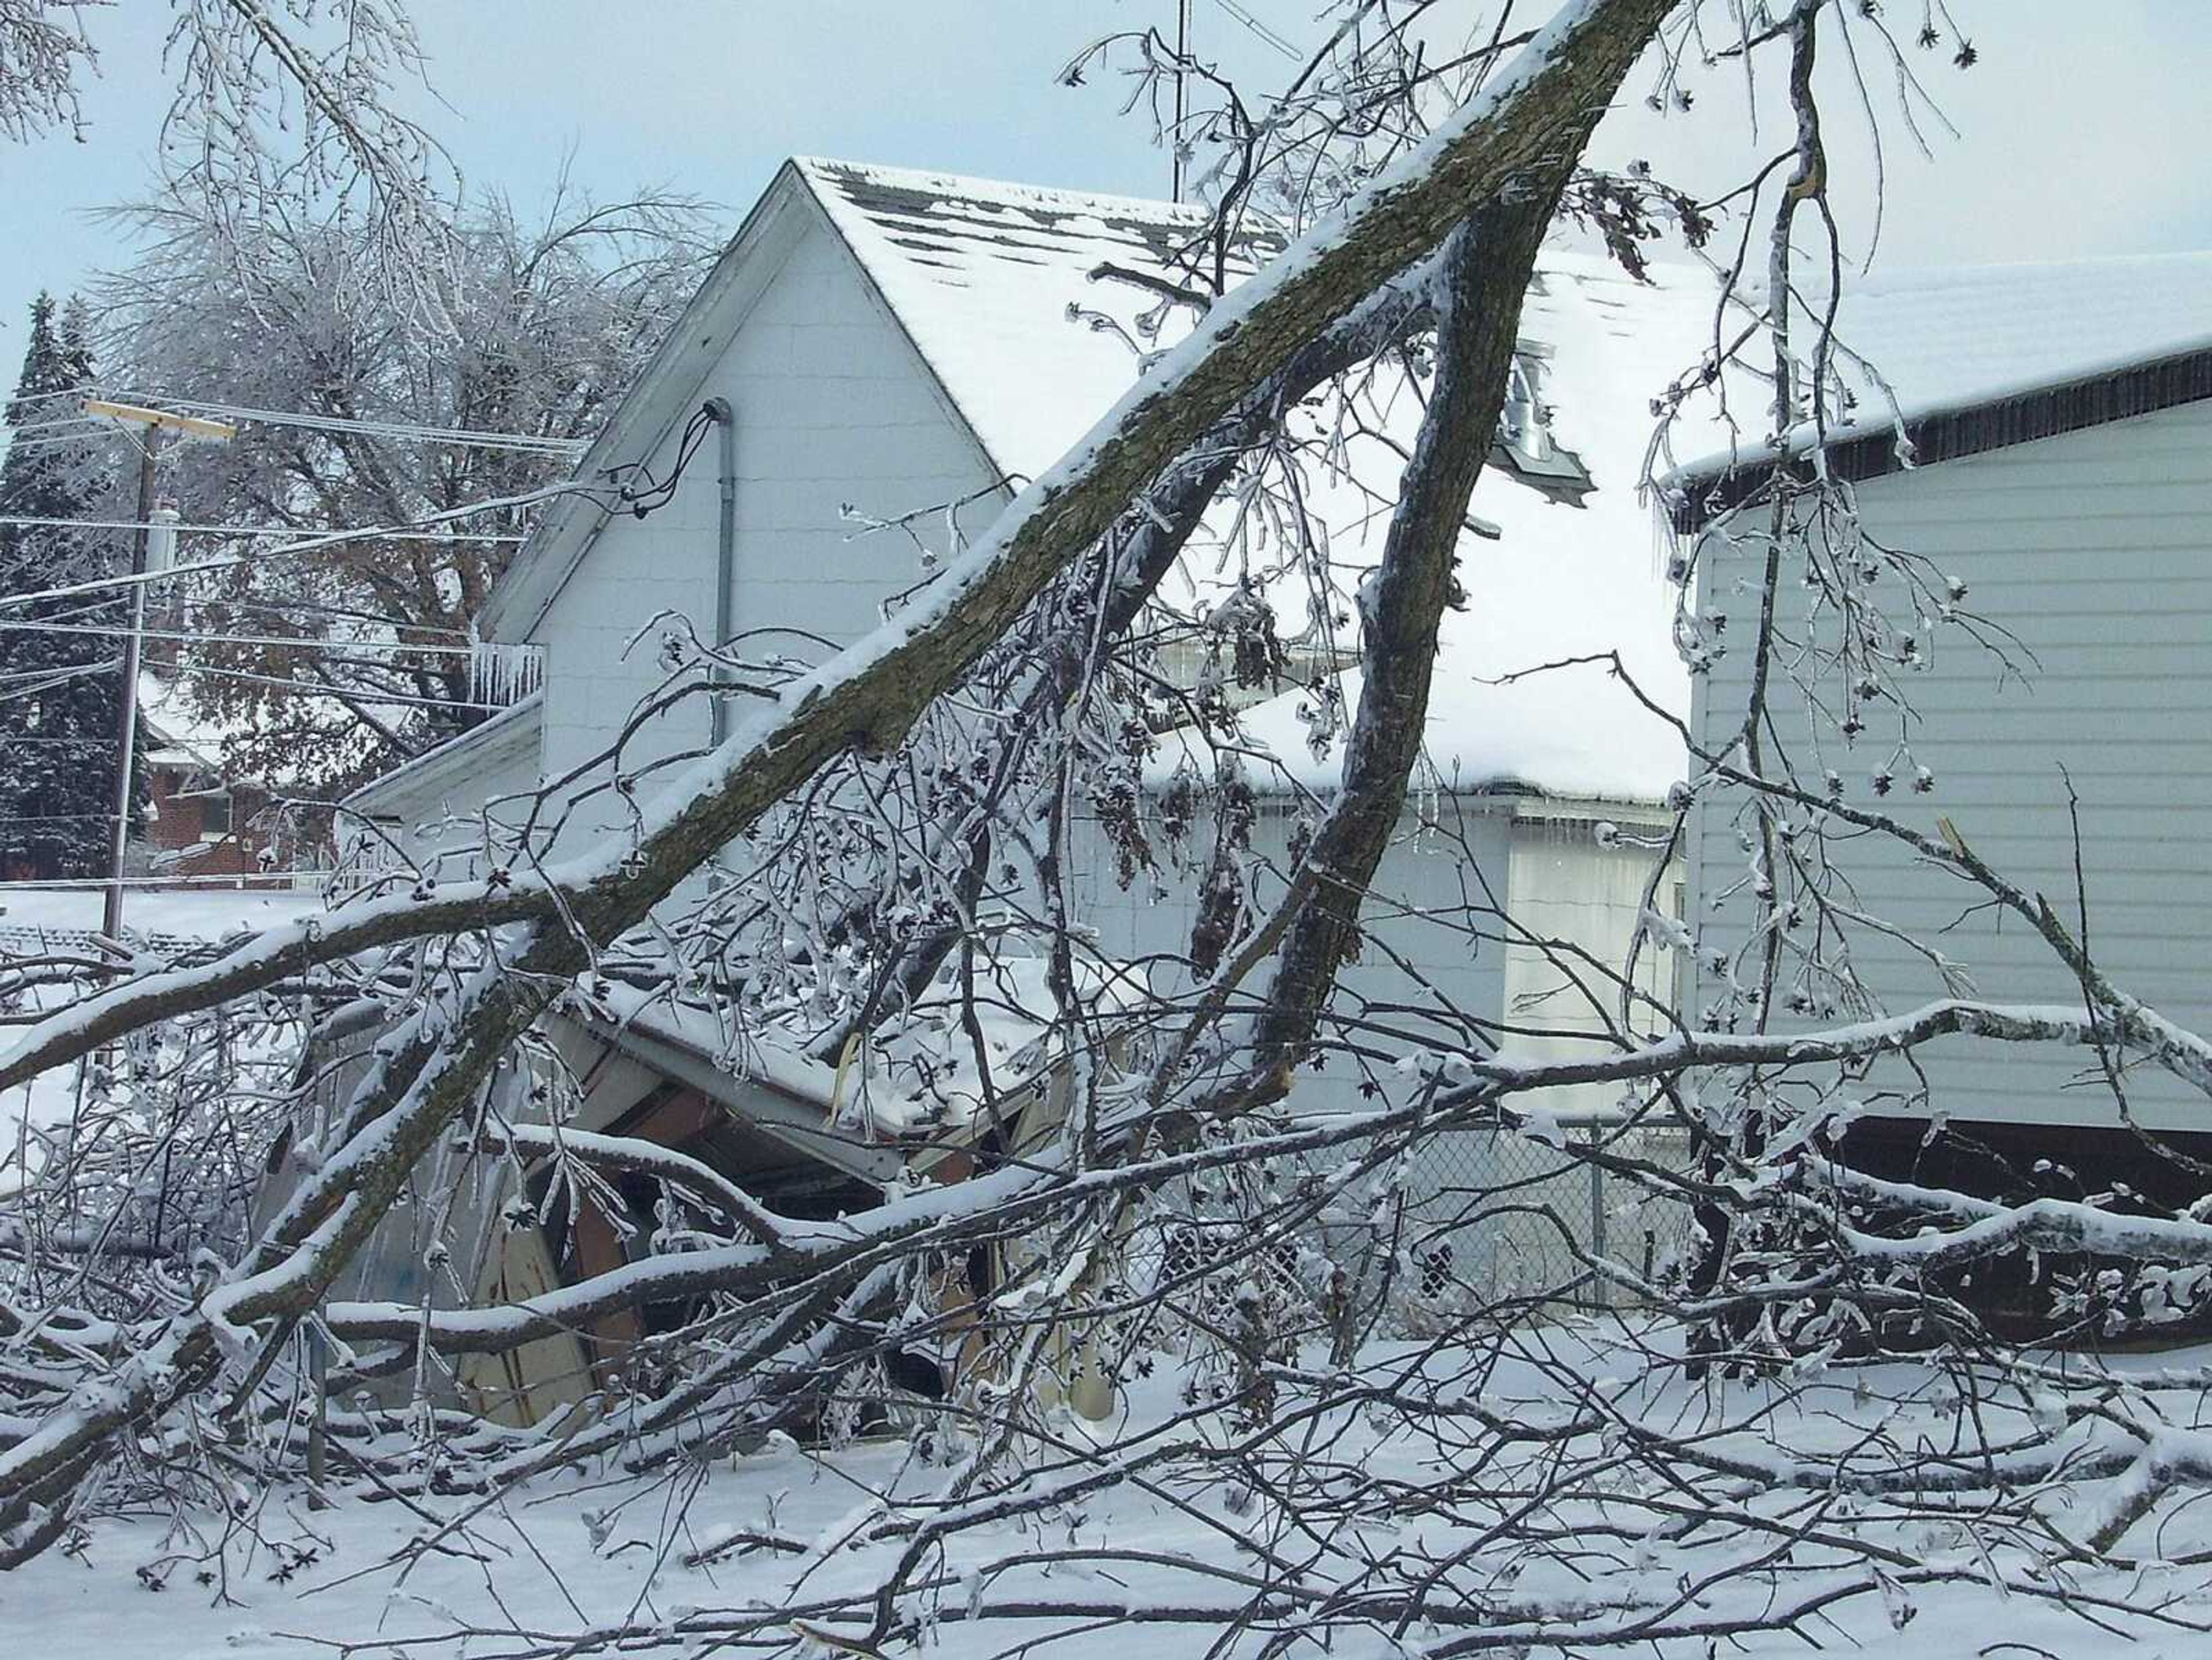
[703,397,737,745]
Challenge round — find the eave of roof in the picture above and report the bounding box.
[341,692,542,818]
[1665,340,2212,534]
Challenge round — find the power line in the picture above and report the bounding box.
[200,596,474,638]
[1,416,105,437]
[91,392,591,457]
[152,660,519,712]
[0,873,325,892]
[1207,0,1300,58]
[0,616,484,658]
[0,661,123,704]
[0,655,121,687]
[1,382,99,417]
[0,479,592,615]
[0,514,526,543]
[0,435,119,457]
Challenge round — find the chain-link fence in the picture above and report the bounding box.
[1392,1120,1696,1320]
[1092,1116,1699,1385]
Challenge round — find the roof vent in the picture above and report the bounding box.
[1494,347,1594,506]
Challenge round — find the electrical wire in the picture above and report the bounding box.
[6,585,477,642]
[1207,0,1301,58]
[0,617,483,658]
[199,596,474,637]
[0,872,325,892]
[601,403,715,518]
[150,660,516,712]
[84,391,591,457]
[6,381,96,402]
[0,514,525,543]
[0,435,120,457]
[0,655,122,687]
[1,382,98,416]
[1,416,104,437]
[601,407,712,513]
[0,661,122,704]
[0,479,595,614]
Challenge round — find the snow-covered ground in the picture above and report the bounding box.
[0,881,324,943]
[1,882,327,1142]
[8,1331,2212,1658]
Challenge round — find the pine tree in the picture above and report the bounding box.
[0,292,140,881]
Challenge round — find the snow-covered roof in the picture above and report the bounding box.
[793,158,1239,482]
[137,670,226,773]
[785,161,1710,805]
[470,155,1709,806]
[1139,250,1711,805]
[806,172,2212,802]
[1670,251,2212,484]
[478,155,2212,811]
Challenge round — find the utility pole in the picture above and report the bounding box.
[81,400,234,939]
[1172,0,1193,203]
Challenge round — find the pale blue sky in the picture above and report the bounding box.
[3,2,2209,385]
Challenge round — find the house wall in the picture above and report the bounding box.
[1687,399,2212,1131]
[1077,798,1671,1107]
[1502,813,1681,1115]
[1074,795,1516,1116]
[527,211,1004,859]
[133,770,313,887]
[1074,793,1677,1294]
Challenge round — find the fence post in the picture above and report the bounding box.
[305,1321,330,1508]
[1586,1125,1609,1311]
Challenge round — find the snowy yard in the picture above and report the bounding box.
[0,882,323,944]
[1,884,326,1143]
[10,1328,2212,1659]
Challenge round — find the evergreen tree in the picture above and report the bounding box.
[0,291,139,881]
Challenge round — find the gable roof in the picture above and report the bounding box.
[474,154,1717,805]
[794,164,1737,804]
[793,158,1240,482]
[479,158,1241,643]
[479,162,826,643]
[1666,251,2212,517]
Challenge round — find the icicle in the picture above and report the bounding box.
[467,639,545,708]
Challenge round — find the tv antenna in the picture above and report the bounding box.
[1171,0,1192,202]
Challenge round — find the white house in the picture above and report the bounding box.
[340,158,1716,1303]
[1675,253,2212,1203]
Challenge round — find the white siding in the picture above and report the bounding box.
[1502,816,1679,1117]
[1077,798,1671,1114]
[1074,798,1518,1118]
[1689,399,2212,1130]
[529,212,1002,854]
